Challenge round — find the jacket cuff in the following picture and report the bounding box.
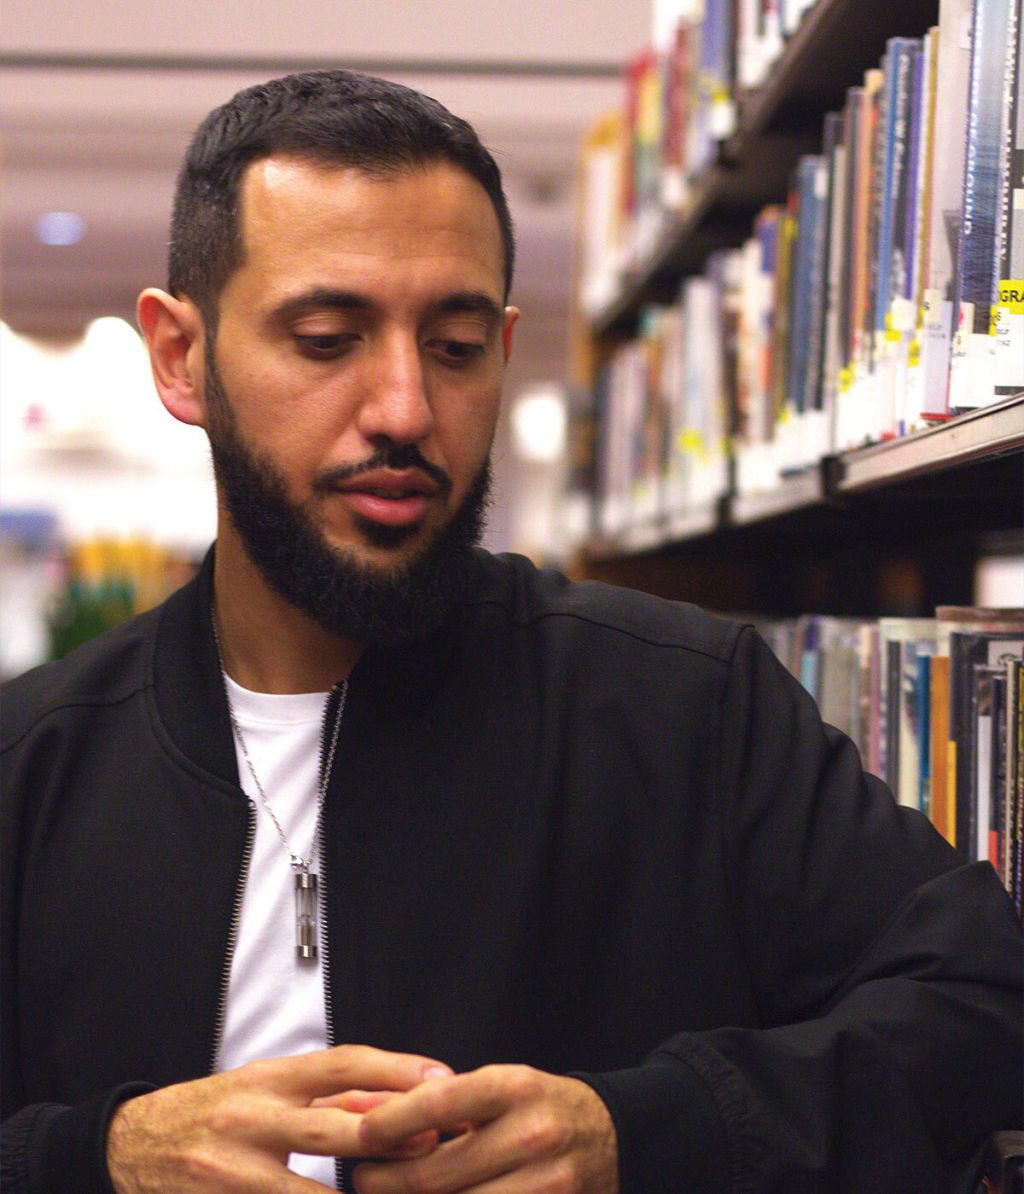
[30,1083,155,1194]
[571,1057,730,1194]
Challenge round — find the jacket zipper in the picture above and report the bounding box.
[319,682,346,1193]
[209,687,346,1185]
[208,797,257,1074]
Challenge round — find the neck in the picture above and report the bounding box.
[212,528,363,694]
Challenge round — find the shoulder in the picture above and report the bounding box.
[467,550,745,666]
[1,603,162,752]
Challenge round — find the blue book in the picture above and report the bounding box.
[876,39,921,334]
[955,0,1013,337]
[787,156,826,413]
[904,45,926,305]
[799,616,821,701]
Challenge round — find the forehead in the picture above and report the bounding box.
[228,156,506,308]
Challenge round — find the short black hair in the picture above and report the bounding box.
[168,69,515,321]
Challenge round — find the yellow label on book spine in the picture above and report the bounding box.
[677,429,708,460]
[997,281,1024,314]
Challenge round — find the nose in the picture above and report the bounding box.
[355,330,434,447]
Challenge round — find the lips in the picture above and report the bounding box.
[332,469,439,528]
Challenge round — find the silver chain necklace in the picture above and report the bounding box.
[212,615,348,960]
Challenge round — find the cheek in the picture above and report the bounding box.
[438,396,499,477]
[229,367,346,458]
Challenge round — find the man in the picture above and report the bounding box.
[1,70,1020,1194]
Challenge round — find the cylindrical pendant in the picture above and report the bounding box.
[295,870,318,960]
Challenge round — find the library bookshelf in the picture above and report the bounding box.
[579,395,1023,618]
[587,0,943,340]
[569,0,1024,622]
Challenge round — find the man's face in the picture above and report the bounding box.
[209,156,512,563]
[197,156,516,640]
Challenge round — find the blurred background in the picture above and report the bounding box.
[0,1,647,676]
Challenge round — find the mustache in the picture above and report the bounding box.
[313,444,453,496]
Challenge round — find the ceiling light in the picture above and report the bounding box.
[35,211,86,246]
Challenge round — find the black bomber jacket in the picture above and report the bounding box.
[2,548,1022,1192]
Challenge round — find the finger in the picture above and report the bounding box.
[359,1066,531,1152]
[385,1131,442,1159]
[352,1125,503,1193]
[258,1105,368,1157]
[269,1045,451,1101]
[312,1090,394,1112]
[306,1094,441,1158]
[281,1096,442,1159]
[353,1097,564,1193]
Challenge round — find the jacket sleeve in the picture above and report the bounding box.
[0,674,157,1194]
[575,624,1023,1193]
[1,1086,153,1194]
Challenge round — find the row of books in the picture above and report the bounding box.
[580,0,1023,533]
[592,284,732,538]
[755,607,1024,913]
[580,0,823,313]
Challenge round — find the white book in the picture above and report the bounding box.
[919,0,974,416]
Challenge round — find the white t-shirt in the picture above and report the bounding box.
[216,674,336,1189]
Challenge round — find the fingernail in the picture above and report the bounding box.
[422,1065,451,1080]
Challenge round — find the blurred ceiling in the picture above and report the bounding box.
[0,1,648,388]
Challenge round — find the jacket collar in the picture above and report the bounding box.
[153,547,239,786]
[151,544,491,783]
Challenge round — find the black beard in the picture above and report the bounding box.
[203,355,491,645]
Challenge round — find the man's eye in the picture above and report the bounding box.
[434,340,485,365]
[295,334,350,357]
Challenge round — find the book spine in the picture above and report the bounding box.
[920,0,974,418]
[904,45,926,314]
[931,654,952,843]
[993,0,1024,394]
[787,156,827,415]
[949,0,1013,410]
[991,669,1007,872]
[1007,663,1016,912]
[886,41,922,326]
[905,28,940,429]
[815,112,844,419]
[919,652,933,819]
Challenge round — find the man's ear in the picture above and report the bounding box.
[137,289,207,427]
[502,306,520,364]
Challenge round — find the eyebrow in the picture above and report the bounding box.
[272,289,371,320]
[434,291,504,323]
[271,288,504,324]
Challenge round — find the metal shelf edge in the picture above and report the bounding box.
[837,396,1024,492]
[730,470,824,525]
